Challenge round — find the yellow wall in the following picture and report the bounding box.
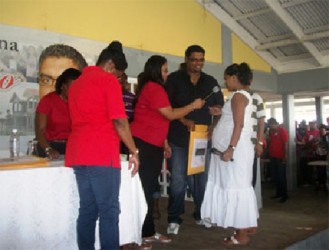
[0,0,222,63]
[232,34,271,73]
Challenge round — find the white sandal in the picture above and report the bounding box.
[223,235,249,246]
[143,233,172,243]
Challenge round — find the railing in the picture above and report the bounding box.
[158,159,193,201]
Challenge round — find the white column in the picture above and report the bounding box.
[282,94,297,189]
[255,158,262,209]
[315,96,324,125]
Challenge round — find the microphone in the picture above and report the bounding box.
[203,86,220,101]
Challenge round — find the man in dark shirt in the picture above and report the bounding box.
[166,45,224,234]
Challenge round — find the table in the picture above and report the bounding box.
[0,157,147,249]
[307,160,329,166]
[307,160,329,190]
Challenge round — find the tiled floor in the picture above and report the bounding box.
[147,182,328,250]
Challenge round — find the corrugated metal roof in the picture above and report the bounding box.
[249,13,292,37]
[285,1,329,31]
[314,38,329,52]
[230,0,268,13]
[198,0,329,74]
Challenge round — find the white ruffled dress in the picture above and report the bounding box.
[201,90,259,229]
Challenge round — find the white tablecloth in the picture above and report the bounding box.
[307,160,329,166]
[0,159,147,249]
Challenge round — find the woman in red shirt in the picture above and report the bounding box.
[35,68,81,159]
[130,55,204,245]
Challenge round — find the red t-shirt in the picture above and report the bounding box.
[36,92,70,141]
[65,66,127,168]
[130,81,171,147]
[269,126,289,159]
[305,129,320,142]
[305,129,320,157]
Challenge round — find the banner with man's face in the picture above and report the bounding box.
[0,24,103,137]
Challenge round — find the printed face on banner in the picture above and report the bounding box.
[0,24,99,138]
[38,57,79,98]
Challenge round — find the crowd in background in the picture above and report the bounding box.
[295,120,329,190]
[261,119,329,192]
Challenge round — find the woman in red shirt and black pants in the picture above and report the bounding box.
[130,55,204,245]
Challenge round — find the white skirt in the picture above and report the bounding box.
[201,138,259,229]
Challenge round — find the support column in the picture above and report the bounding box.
[255,158,262,209]
[282,94,297,190]
[221,24,232,66]
[270,107,276,118]
[315,96,324,125]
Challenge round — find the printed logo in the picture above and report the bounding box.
[0,74,14,90]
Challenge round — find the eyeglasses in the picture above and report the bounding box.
[188,57,205,63]
[38,74,58,86]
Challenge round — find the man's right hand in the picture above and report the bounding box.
[192,98,205,110]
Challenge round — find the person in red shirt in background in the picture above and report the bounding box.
[299,121,320,185]
[305,121,320,155]
[130,55,204,246]
[268,118,289,203]
[35,68,81,159]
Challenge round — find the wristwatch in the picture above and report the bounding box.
[129,149,139,157]
[45,147,52,155]
[229,144,236,150]
[258,140,264,146]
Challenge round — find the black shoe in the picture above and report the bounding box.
[271,195,281,199]
[279,197,288,203]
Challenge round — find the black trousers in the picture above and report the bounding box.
[252,155,257,188]
[270,157,288,198]
[134,137,163,238]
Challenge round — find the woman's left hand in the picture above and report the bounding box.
[221,148,233,162]
[47,148,61,160]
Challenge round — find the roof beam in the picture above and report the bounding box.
[321,49,329,55]
[304,25,329,34]
[256,39,299,50]
[281,0,312,9]
[259,30,329,45]
[303,31,329,41]
[265,0,323,66]
[275,58,326,73]
[277,53,312,63]
[233,8,271,21]
[259,34,293,44]
[256,31,329,50]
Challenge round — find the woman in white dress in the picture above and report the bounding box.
[201,63,258,246]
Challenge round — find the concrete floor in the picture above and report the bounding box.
[147,182,328,250]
